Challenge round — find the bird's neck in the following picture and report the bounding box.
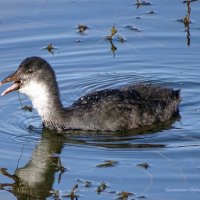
[32,92,64,123]
[20,80,65,128]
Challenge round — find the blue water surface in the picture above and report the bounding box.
[0,0,200,199]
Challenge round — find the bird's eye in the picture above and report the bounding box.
[27,68,33,74]
[24,64,33,74]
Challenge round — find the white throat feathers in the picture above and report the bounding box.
[20,80,54,121]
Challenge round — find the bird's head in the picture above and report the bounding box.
[0,57,56,97]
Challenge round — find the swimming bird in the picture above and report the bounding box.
[0,57,180,131]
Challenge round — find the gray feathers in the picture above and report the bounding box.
[11,57,181,132]
[63,84,180,131]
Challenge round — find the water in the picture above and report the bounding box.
[0,0,200,199]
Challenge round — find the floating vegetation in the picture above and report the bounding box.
[117,191,134,200]
[183,0,198,3]
[183,15,190,26]
[117,35,126,43]
[137,195,147,199]
[105,25,126,57]
[21,105,33,112]
[0,167,7,174]
[135,16,142,19]
[124,25,142,32]
[105,25,118,57]
[63,184,80,200]
[42,43,58,54]
[110,40,117,57]
[50,190,61,200]
[147,10,156,14]
[28,124,34,131]
[76,178,92,187]
[111,25,118,37]
[135,0,152,9]
[51,154,67,183]
[96,160,119,168]
[106,24,118,41]
[77,24,89,33]
[137,162,150,169]
[176,18,192,24]
[181,0,192,46]
[96,182,108,194]
[0,168,18,182]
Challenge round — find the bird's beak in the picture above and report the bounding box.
[0,71,21,96]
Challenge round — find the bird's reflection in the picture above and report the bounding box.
[0,130,66,200]
[0,114,180,199]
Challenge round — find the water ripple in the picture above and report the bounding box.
[0,71,199,148]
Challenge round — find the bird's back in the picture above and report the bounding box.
[67,84,180,131]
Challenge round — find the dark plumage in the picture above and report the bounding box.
[0,57,181,131]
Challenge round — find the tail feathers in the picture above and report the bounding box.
[174,89,181,101]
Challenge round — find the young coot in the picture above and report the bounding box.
[0,57,180,131]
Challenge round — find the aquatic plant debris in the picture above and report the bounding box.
[96,160,119,168]
[147,10,156,14]
[57,161,66,183]
[137,195,147,199]
[124,25,142,32]
[63,184,79,199]
[137,162,150,169]
[50,190,61,200]
[182,0,192,46]
[117,191,134,200]
[111,24,118,37]
[118,35,126,43]
[21,105,33,112]
[106,24,118,40]
[183,0,198,3]
[42,43,58,54]
[77,24,89,33]
[96,182,108,194]
[76,178,92,187]
[110,40,117,57]
[183,15,190,26]
[105,24,126,56]
[51,154,67,183]
[135,0,152,8]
